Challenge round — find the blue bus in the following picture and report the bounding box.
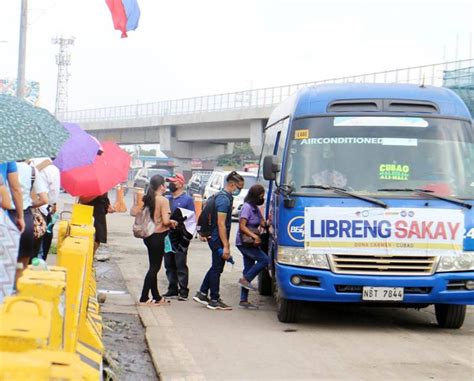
[259,83,473,328]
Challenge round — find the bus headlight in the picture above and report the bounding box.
[277,246,329,269]
[436,253,474,272]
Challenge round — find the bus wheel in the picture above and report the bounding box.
[276,289,299,323]
[435,304,466,329]
[258,269,273,296]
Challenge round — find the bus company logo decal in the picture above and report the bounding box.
[287,216,305,242]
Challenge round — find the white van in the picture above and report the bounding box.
[203,171,258,219]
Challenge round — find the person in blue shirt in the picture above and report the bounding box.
[164,174,195,300]
[0,162,25,233]
[193,171,245,310]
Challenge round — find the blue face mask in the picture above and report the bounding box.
[232,188,241,196]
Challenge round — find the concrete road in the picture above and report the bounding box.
[59,194,473,380]
[98,209,473,381]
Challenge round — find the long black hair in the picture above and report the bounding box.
[244,184,265,206]
[143,175,165,217]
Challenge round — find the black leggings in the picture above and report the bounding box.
[140,232,167,302]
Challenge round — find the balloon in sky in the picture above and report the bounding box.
[106,0,141,38]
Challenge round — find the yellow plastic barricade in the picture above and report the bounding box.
[0,202,103,380]
[0,352,51,380]
[75,341,103,380]
[30,350,87,381]
[18,267,67,350]
[57,236,89,352]
[71,203,94,226]
[0,296,52,352]
[57,219,70,250]
[0,350,87,381]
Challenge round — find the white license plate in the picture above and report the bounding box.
[362,287,404,301]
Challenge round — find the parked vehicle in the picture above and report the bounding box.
[187,171,212,196]
[260,83,474,328]
[133,168,172,191]
[203,171,257,219]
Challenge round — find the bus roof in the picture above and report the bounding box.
[267,84,472,125]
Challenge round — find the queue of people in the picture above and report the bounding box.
[1,161,270,310]
[135,171,270,311]
[0,159,60,288]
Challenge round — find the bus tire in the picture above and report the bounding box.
[277,298,299,323]
[435,304,466,329]
[258,269,273,296]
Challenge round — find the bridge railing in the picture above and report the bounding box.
[62,59,473,123]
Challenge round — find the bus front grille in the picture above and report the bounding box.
[330,254,437,275]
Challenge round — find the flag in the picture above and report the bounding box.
[106,0,141,38]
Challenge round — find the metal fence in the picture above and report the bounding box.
[62,59,474,123]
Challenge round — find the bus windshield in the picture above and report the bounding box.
[285,116,474,199]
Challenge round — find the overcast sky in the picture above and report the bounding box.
[1,0,473,113]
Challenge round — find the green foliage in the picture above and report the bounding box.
[216,142,257,167]
[137,147,157,156]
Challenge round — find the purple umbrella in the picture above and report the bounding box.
[53,123,101,172]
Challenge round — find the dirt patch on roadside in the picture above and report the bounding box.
[103,313,157,380]
[96,255,158,381]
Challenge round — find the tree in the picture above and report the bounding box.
[216,142,257,167]
[137,146,157,156]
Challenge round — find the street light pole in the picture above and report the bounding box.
[16,0,28,99]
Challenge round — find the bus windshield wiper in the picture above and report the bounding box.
[377,188,472,210]
[301,184,388,209]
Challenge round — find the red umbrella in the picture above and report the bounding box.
[61,141,131,197]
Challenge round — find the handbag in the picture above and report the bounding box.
[240,226,261,247]
[28,166,47,239]
[32,208,47,239]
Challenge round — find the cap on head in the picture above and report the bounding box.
[166,173,185,185]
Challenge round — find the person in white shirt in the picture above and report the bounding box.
[8,161,48,284]
[31,158,60,259]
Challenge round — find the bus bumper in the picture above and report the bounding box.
[275,263,474,305]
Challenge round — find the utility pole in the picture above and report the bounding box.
[52,36,75,117]
[16,0,28,99]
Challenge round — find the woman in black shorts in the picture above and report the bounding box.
[80,193,115,255]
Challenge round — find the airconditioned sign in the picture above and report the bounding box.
[304,207,464,256]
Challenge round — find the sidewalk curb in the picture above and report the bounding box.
[115,261,205,381]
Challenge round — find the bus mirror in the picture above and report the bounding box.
[263,155,280,181]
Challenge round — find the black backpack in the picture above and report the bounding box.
[197,192,230,238]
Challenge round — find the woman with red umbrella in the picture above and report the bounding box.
[62,141,130,254]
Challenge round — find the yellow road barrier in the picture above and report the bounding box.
[0,296,52,352]
[1,202,104,380]
[17,267,67,350]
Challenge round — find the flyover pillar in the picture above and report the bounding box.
[250,120,265,156]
